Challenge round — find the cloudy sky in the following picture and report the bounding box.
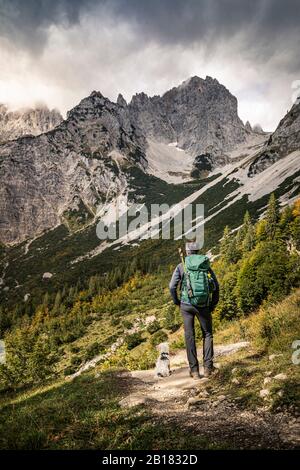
[0,0,300,131]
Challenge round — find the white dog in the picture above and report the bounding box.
[155,342,171,378]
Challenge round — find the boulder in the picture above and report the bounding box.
[259,389,270,399]
[274,373,287,381]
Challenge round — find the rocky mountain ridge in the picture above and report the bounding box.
[0,91,146,244]
[0,104,62,142]
[248,102,300,177]
[129,76,248,158]
[0,76,299,247]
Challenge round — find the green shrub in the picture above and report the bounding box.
[236,241,290,313]
[123,320,133,330]
[164,306,176,330]
[70,355,82,366]
[0,328,55,389]
[110,317,120,327]
[102,334,118,347]
[150,330,168,347]
[169,323,181,333]
[85,342,105,360]
[170,335,185,350]
[63,366,77,376]
[215,268,241,321]
[147,320,161,335]
[125,333,144,350]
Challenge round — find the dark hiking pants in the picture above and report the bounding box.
[180,303,214,372]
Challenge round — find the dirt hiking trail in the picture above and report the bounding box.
[117,342,300,450]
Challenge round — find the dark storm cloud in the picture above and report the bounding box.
[0,0,299,130]
[115,0,277,44]
[113,0,300,69]
[0,0,96,51]
[1,0,300,58]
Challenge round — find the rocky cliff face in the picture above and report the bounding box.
[269,102,300,153]
[4,76,290,246]
[248,102,300,177]
[245,121,252,132]
[0,104,63,142]
[0,92,147,244]
[129,76,248,158]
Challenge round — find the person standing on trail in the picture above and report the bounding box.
[169,242,219,380]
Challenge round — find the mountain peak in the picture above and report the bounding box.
[176,75,203,91]
[1,75,298,248]
[186,75,203,84]
[205,75,219,83]
[252,123,264,134]
[90,90,104,98]
[130,92,150,106]
[0,104,62,142]
[178,75,220,90]
[245,121,252,132]
[117,93,127,107]
[67,91,109,119]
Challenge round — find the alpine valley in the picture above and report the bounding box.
[0,75,299,309]
[1,74,300,451]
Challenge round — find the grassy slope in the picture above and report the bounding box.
[0,173,214,308]
[0,372,222,450]
[213,289,300,410]
[0,288,299,450]
[58,272,173,374]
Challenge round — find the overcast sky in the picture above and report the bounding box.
[0,0,300,131]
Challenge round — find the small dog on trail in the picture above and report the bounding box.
[155,342,171,378]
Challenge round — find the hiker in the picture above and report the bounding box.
[169,242,219,379]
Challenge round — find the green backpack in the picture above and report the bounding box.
[181,254,211,307]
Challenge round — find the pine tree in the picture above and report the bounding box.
[242,222,255,252]
[129,258,138,274]
[265,193,279,239]
[256,218,267,241]
[52,291,62,316]
[280,205,293,228]
[61,286,67,300]
[237,211,252,244]
[88,276,97,296]
[42,292,49,310]
[220,226,231,256]
[292,199,300,218]
[240,212,255,252]
[29,335,54,382]
[220,226,239,263]
[0,306,11,335]
[291,217,300,250]
[279,205,294,241]
[0,311,3,337]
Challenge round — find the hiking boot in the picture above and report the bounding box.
[203,366,219,378]
[189,370,202,380]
